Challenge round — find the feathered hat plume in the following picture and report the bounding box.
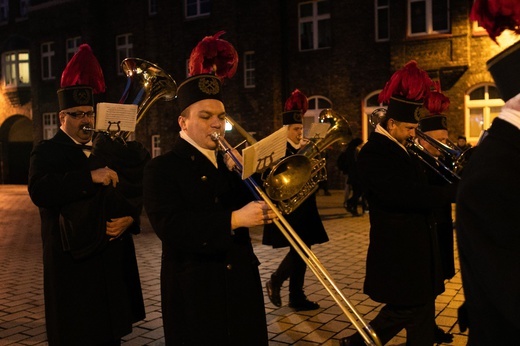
[284,89,308,114]
[424,81,450,115]
[470,0,520,43]
[60,44,105,94]
[378,60,432,104]
[188,30,239,81]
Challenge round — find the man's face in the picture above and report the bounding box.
[179,99,226,150]
[457,138,466,147]
[419,129,448,157]
[59,106,95,143]
[287,124,303,144]
[387,119,418,146]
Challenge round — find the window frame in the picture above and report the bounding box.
[42,112,59,140]
[464,83,504,144]
[65,37,81,62]
[151,134,161,158]
[149,0,157,16]
[41,41,55,81]
[298,0,331,52]
[304,95,332,138]
[243,51,255,89]
[375,0,390,42]
[0,0,8,23]
[116,33,134,75]
[2,50,30,88]
[185,0,210,19]
[408,0,450,37]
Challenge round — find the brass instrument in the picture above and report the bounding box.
[83,58,177,141]
[213,115,381,346]
[369,108,462,184]
[263,108,352,214]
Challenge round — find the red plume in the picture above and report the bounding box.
[188,31,239,81]
[378,60,432,104]
[284,89,308,114]
[471,0,520,43]
[424,85,450,115]
[60,44,106,94]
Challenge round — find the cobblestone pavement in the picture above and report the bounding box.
[0,185,468,345]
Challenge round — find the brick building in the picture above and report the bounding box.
[0,0,517,186]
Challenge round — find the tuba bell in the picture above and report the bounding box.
[83,58,177,141]
[263,108,352,214]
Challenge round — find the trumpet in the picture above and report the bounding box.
[213,117,382,346]
[369,108,462,184]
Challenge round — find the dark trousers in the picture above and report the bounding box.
[349,300,435,346]
[271,246,308,300]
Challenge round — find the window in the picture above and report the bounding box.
[304,95,332,138]
[185,0,210,18]
[43,113,59,139]
[375,0,389,42]
[18,0,28,18]
[116,34,133,75]
[299,0,331,51]
[41,42,55,80]
[464,84,503,143]
[149,0,157,15]
[66,37,81,62]
[408,0,449,36]
[0,0,8,22]
[2,51,30,87]
[151,135,161,158]
[243,51,255,88]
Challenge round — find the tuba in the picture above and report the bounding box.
[83,58,177,141]
[263,108,352,214]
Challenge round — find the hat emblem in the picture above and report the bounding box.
[73,88,91,105]
[414,106,421,121]
[293,112,303,122]
[198,77,220,95]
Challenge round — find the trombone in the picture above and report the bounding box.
[212,117,382,346]
[370,108,461,184]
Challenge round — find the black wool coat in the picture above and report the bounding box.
[262,142,329,248]
[456,118,520,344]
[357,132,453,306]
[28,130,146,345]
[143,137,268,346]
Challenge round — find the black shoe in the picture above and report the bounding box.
[347,205,361,217]
[434,326,453,344]
[265,279,281,307]
[289,298,320,311]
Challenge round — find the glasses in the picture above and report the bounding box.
[63,111,95,119]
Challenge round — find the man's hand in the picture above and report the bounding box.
[231,201,276,229]
[106,216,134,240]
[224,148,242,172]
[91,166,119,187]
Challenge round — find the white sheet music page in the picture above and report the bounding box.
[95,103,138,132]
[242,126,287,180]
[306,122,330,140]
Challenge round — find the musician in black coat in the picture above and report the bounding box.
[28,44,145,346]
[143,72,274,345]
[263,90,328,311]
[456,38,520,344]
[341,61,454,346]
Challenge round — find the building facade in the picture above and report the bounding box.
[0,0,516,186]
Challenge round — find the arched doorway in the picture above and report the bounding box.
[0,115,33,184]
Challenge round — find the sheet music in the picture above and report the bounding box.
[306,122,330,139]
[242,126,287,180]
[95,103,138,132]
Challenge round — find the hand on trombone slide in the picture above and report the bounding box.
[223,147,242,172]
[231,200,277,229]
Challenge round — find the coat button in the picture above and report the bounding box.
[190,155,195,161]
[201,176,207,181]
[226,264,232,270]
[214,197,219,203]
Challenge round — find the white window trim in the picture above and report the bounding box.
[375,0,390,42]
[298,0,331,51]
[41,42,55,81]
[2,50,30,88]
[304,95,332,138]
[66,37,81,62]
[185,0,210,19]
[464,83,504,144]
[243,51,255,89]
[116,33,133,75]
[408,0,450,37]
[151,134,161,158]
[42,112,59,140]
[362,90,384,142]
